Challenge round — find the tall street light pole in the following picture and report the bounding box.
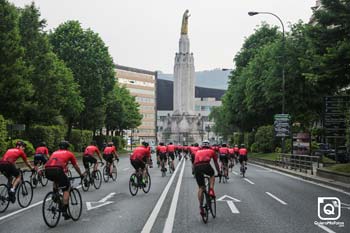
[248,11,285,114]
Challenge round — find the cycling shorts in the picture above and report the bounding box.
[168,152,175,160]
[45,167,70,191]
[83,155,97,169]
[159,153,167,162]
[130,159,145,170]
[34,154,48,166]
[239,155,248,163]
[103,154,114,164]
[0,161,20,178]
[219,154,229,164]
[194,163,214,187]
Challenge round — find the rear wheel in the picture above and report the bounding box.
[201,194,209,224]
[209,195,216,218]
[129,174,138,196]
[93,170,102,189]
[17,181,33,208]
[0,184,9,213]
[142,172,151,193]
[68,188,82,221]
[42,191,61,228]
[81,175,90,192]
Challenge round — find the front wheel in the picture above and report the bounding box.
[103,166,109,182]
[209,196,216,218]
[68,188,82,221]
[17,181,33,208]
[42,191,61,228]
[39,170,49,187]
[201,194,209,224]
[30,172,38,189]
[81,175,90,192]
[111,164,117,181]
[0,184,10,213]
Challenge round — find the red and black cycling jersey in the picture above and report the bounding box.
[233,147,239,153]
[228,148,234,155]
[218,147,229,155]
[45,149,78,173]
[156,145,167,154]
[167,144,175,153]
[84,145,100,157]
[103,146,117,155]
[1,148,27,165]
[130,146,151,161]
[189,146,199,155]
[35,146,49,155]
[194,148,217,165]
[239,148,248,156]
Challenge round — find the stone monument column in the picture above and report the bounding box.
[173,9,195,115]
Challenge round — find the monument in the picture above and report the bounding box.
[158,10,204,144]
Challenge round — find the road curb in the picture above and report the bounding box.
[250,160,350,192]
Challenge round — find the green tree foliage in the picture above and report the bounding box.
[26,125,66,152]
[209,106,232,139]
[254,125,275,153]
[0,0,33,122]
[18,3,84,126]
[105,84,142,135]
[0,115,8,155]
[70,129,93,153]
[49,21,115,132]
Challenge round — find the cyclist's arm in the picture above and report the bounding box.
[21,152,33,170]
[70,153,83,176]
[212,153,220,174]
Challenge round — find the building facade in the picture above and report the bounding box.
[114,64,157,145]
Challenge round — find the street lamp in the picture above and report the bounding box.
[248,11,286,114]
[205,125,211,140]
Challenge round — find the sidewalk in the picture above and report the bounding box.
[250,158,350,193]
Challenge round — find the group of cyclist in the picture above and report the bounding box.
[0,140,120,220]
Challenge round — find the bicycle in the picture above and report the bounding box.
[219,161,228,184]
[103,159,117,182]
[167,157,175,174]
[82,162,103,192]
[30,162,49,188]
[42,176,82,228]
[0,169,34,213]
[240,162,247,177]
[160,159,167,177]
[200,175,218,224]
[129,165,151,196]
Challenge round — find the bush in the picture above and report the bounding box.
[70,129,93,152]
[233,132,244,145]
[254,125,275,153]
[244,132,255,149]
[110,136,126,150]
[250,143,259,152]
[0,115,7,155]
[26,125,66,152]
[10,139,35,157]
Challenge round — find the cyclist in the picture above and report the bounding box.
[103,142,120,177]
[130,142,151,185]
[0,141,34,202]
[228,146,235,168]
[218,143,229,179]
[83,141,103,174]
[44,141,84,220]
[189,143,200,174]
[194,140,220,216]
[34,142,49,170]
[233,144,239,163]
[166,142,175,171]
[238,144,248,172]
[156,142,167,172]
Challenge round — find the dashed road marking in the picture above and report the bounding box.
[315,223,336,233]
[244,178,255,185]
[265,192,287,205]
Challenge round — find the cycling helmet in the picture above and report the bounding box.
[59,141,70,150]
[159,142,164,146]
[202,140,210,148]
[90,140,96,146]
[241,144,245,148]
[194,143,199,147]
[142,141,149,147]
[107,142,114,147]
[222,143,227,147]
[16,141,26,148]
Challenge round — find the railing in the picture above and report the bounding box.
[275,153,320,175]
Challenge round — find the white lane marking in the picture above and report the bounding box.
[86,201,113,211]
[244,178,255,185]
[99,192,116,202]
[265,192,287,205]
[141,158,183,233]
[122,167,130,171]
[251,163,350,196]
[217,195,241,202]
[232,171,238,175]
[0,200,43,221]
[227,201,240,214]
[315,223,336,233]
[162,157,186,233]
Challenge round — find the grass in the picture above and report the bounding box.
[250,152,279,161]
[324,163,350,174]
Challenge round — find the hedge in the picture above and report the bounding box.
[0,115,7,155]
[70,129,93,152]
[10,139,35,156]
[93,135,126,151]
[26,125,66,152]
[254,125,275,153]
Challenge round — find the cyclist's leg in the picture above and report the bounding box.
[194,165,205,208]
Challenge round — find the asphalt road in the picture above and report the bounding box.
[0,154,349,233]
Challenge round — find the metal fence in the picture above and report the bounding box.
[275,153,320,175]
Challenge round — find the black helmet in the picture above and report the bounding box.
[40,142,46,147]
[142,141,149,147]
[59,141,70,150]
[194,143,199,147]
[159,142,164,146]
[222,143,227,147]
[241,144,245,148]
[16,141,26,148]
[90,140,96,146]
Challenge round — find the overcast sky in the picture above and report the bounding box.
[11,0,316,73]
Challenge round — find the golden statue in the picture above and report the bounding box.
[181,9,190,35]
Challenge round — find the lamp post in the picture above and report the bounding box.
[248,11,285,114]
[205,125,211,141]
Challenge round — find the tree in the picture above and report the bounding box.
[49,21,115,133]
[0,0,33,122]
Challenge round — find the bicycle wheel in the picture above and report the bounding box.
[68,188,82,221]
[209,195,216,218]
[201,193,209,224]
[17,181,33,208]
[103,166,109,182]
[111,164,117,181]
[30,172,38,189]
[93,170,102,189]
[142,172,151,193]
[129,174,138,196]
[0,184,10,213]
[42,191,61,228]
[40,170,49,187]
[81,175,90,192]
